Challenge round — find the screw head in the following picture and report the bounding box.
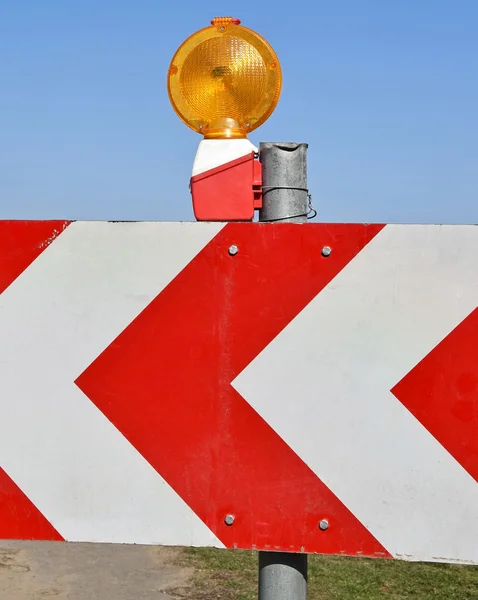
[228,245,239,256]
[321,246,332,258]
[319,519,329,531]
[224,514,235,526]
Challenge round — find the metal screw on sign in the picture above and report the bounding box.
[224,514,235,526]
[321,246,332,257]
[228,245,239,256]
[319,519,329,531]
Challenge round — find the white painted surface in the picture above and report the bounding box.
[234,225,478,564]
[192,139,257,177]
[0,221,224,546]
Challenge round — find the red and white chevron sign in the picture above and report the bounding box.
[1,220,478,564]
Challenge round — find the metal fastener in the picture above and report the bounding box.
[319,519,329,531]
[225,514,235,526]
[321,246,332,257]
[228,245,239,256]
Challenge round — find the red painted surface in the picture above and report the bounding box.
[253,159,262,209]
[77,223,390,556]
[0,221,69,294]
[191,153,259,221]
[393,307,478,483]
[0,469,62,541]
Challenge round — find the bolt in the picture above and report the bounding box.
[319,519,329,531]
[225,514,235,526]
[228,244,239,256]
[321,246,332,257]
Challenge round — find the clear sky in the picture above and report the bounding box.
[0,1,476,223]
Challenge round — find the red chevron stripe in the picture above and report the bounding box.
[0,221,69,540]
[0,468,62,541]
[0,221,69,294]
[393,307,478,482]
[77,223,389,556]
[0,220,69,541]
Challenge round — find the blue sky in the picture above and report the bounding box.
[0,1,476,223]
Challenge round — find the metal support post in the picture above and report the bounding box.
[258,141,309,600]
[259,552,307,600]
[259,142,309,223]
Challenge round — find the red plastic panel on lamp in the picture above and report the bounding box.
[191,153,257,221]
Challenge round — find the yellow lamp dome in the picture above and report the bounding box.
[168,17,282,139]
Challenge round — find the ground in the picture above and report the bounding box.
[0,541,190,599]
[1,541,478,599]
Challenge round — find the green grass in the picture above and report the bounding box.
[172,547,478,600]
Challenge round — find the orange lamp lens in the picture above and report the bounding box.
[167,17,282,139]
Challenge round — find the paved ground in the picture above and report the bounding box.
[0,541,190,599]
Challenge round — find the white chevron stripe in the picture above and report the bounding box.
[234,224,478,564]
[0,221,224,546]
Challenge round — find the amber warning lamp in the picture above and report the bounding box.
[167,17,282,221]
